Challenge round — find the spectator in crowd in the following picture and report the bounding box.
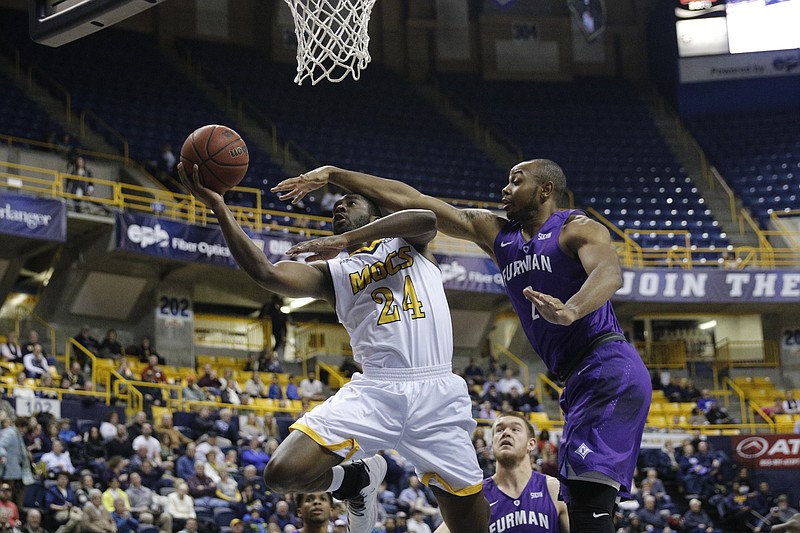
[166,482,196,530]
[299,371,325,401]
[106,425,134,460]
[72,326,100,369]
[83,489,116,533]
[296,492,331,533]
[260,295,289,358]
[98,329,123,359]
[0,507,18,533]
[285,375,301,401]
[267,374,284,400]
[74,473,96,508]
[190,407,215,439]
[197,364,222,395]
[100,412,119,442]
[696,389,717,413]
[126,411,147,441]
[21,331,51,364]
[141,355,167,384]
[637,494,677,532]
[196,431,225,464]
[462,358,484,385]
[682,498,720,533]
[0,484,19,529]
[126,471,172,532]
[0,417,34,511]
[63,362,85,390]
[705,402,734,425]
[22,345,49,379]
[245,371,268,398]
[1,332,22,363]
[477,401,497,421]
[182,376,207,404]
[41,439,75,477]
[747,481,776,529]
[101,477,129,513]
[212,409,237,447]
[187,459,229,508]
[242,438,270,473]
[269,500,299,531]
[111,498,138,533]
[496,368,524,395]
[176,442,197,481]
[132,423,163,465]
[126,336,163,364]
[783,391,799,415]
[480,384,503,411]
[177,517,198,533]
[45,472,77,529]
[21,508,44,533]
[244,351,269,373]
[398,476,439,526]
[156,143,177,180]
[12,373,34,399]
[221,379,241,405]
[754,494,799,533]
[338,356,360,378]
[688,407,708,426]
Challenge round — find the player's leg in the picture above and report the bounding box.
[431,487,490,533]
[263,430,342,493]
[564,479,618,533]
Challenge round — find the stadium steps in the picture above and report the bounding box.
[412,81,519,175]
[639,88,759,248]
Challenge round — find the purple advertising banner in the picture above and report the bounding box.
[0,192,66,242]
[115,212,303,267]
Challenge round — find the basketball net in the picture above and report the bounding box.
[284,0,377,85]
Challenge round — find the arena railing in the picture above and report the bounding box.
[634,341,687,369]
[193,314,266,352]
[316,360,349,390]
[2,382,112,405]
[536,373,563,413]
[79,109,129,161]
[710,166,739,227]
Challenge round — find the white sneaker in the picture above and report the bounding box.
[346,454,387,533]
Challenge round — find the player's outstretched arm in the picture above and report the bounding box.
[272,166,504,256]
[523,216,622,326]
[179,163,331,300]
[286,209,437,262]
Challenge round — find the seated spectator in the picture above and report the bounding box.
[638,494,677,532]
[111,498,138,533]
[187,461,229,508]
[220,368,242,393]
[22,330,52,364]
[696,389,717,413]
[664,377,683,403]
[183,375,207,404]
[213,408,238,445]
[221,381,241,405]
[98,329,123,359]
[99,412,119,443]
[747,481,776,530]
[83,489,116,533]
[126,471,172,532]
[497,368,524,395]
[269,500,299,531]
[215,469,243,510]
[266,353,283,373]
[126,411,147,441]
[190,407,215,438]
[21,508,45,533]
[407,509,432,533]
[12,372,34,399]
[73,473,96,508]
[244,371,267,398]
[782,391,799,415]
[462,358,484,385]
[64,362,86,389]
[244,351,269,373]
[267,374,284,400]
[176,443,197,481]
[678,378,701,402]
[101,477,129,513]
[159,412,193,447]
[285,374,301,400]
[263,413,280,440]
[197,364,222,393]
[480,384,503,410]
[141,355,167,384]
[106,425,134,460]
[682,498,721,533]
[36,373,59,399]
[754,494,800,532]
[242,438,270,473]
[1,331,23,363]
[0,484,20,528]
[22,345,49,379]
[706,402,734,424]
[299,371,325,401]
[239,465,269,500]
[689,407,709,426]
[114,357,135,382]
[45,472,76,528]
[177,517,198,533]
[477,400,497,421]
[126,335,163,364]
[240,412,266,443]
[137,459,169,492]
[41,440,75,478]
[202,450,223,484]
[397,476,439,523]
[72,326,100,370]
[195,432,225,465]
[132,423,162,463]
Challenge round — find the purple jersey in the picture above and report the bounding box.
[483,471,559,533]
[493,210,623,376]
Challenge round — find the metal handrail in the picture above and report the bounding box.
[710,166,739,226]
[536,373,563,414]
[79,109,129,162]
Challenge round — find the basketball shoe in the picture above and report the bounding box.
[345,454,387,533]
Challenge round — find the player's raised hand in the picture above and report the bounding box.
[178,162,223,207]
[523,287,578,326]
[287,235,348,262]
[271,166,333,204]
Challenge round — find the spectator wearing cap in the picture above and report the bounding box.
[230,518,245,533]
[0,484,19,527]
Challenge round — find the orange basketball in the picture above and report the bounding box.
[180,124,249,194]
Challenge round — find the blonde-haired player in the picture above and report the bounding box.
[179,163,488,533]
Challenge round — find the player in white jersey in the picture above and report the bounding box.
[179,163,488,533]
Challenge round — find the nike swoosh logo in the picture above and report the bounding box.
[500,241,513,247]
[489,501,500,507]
[593,512,609,518]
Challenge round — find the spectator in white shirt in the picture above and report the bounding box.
[166,483,196,524]
[195,432,225,465]
[783,391,799,415]
[23,344,49,378]
[497,368,524,395]
[299,371,325,401]
[244,371,267,398]
[1,331,22,362]
[131,423,161,463]
[40,440,76,476]
[12,372,35,399]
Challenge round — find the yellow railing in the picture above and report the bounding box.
[536,372,563,413]
[12,308,57,361]
[492,344,529,388]
[317,360,349,390]
[294,323,353,364]
[724,377,751,425]
[710,166,739,227]
[194,314,267,352]
[635,341,687,369]
[715,339,780,369]
[1,382,112,405]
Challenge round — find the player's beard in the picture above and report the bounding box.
[333,212,372,235]
[494,447,529,470]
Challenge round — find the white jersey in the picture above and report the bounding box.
[327,237,453,371]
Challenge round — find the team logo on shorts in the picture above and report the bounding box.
[575,442,593,459]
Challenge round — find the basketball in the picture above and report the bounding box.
[180,124,249,194]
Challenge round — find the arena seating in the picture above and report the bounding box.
[687,109,800,228]
[179,39,504,206]
[435,74,729,251]
[0,69,64,144]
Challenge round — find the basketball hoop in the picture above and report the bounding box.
[284,0,377,85]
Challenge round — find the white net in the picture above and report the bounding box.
[284,0,377,85]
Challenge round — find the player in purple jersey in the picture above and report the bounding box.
[435,412,569,533]
[272,159,652,533]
